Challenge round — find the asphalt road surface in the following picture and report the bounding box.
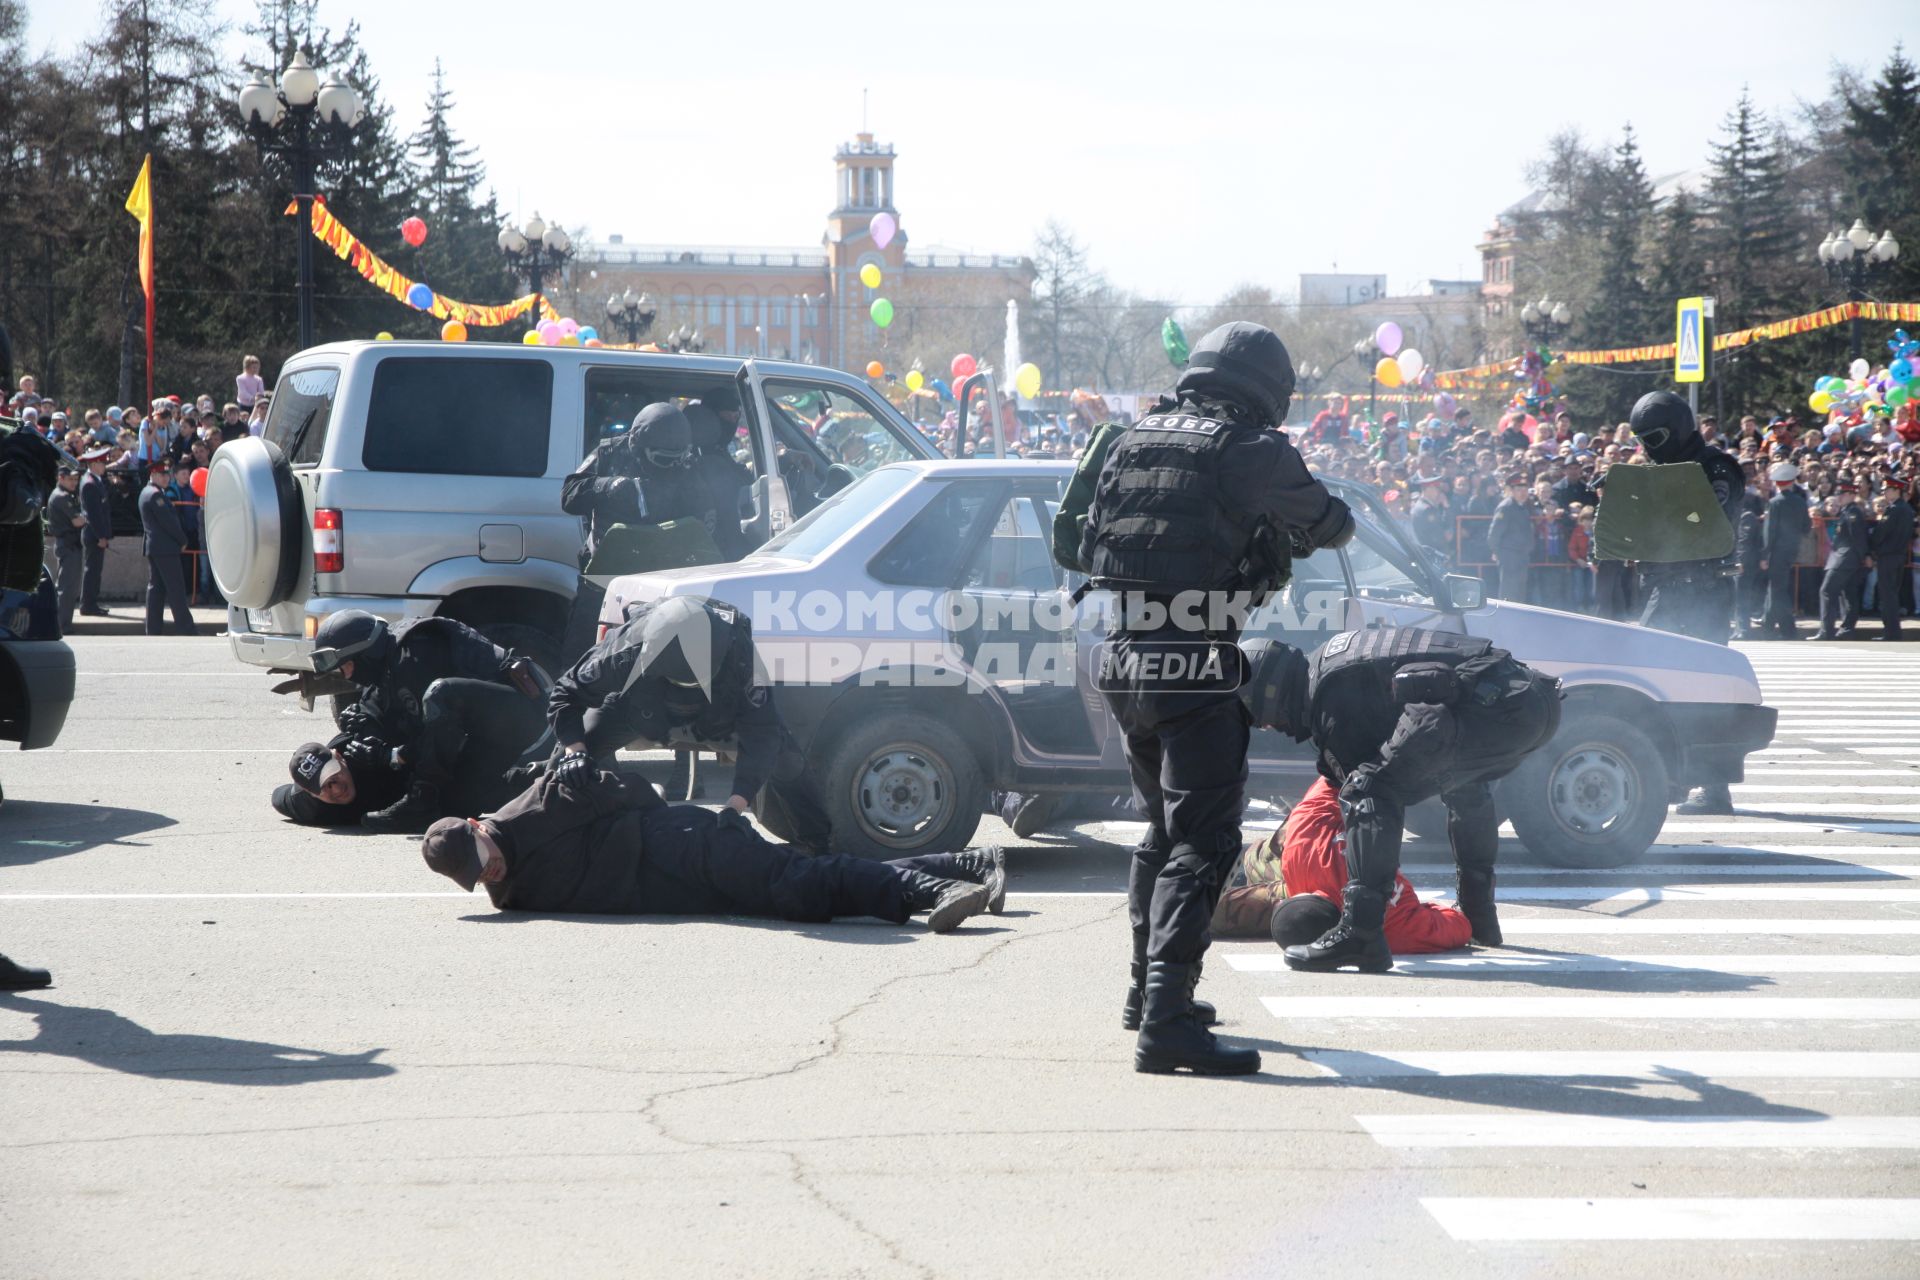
[5,634,1919,1278]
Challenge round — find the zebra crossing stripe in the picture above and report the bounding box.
[1498,918,1920,935]
[1259,995,1920,1018]
[1226,952,1920,975]
[1295,1050,1920,1079]
[1363,1115,1920,1148]
[1410,863,1918,878]
[1419,1197,1920,1241]
[1488,886,1920,902]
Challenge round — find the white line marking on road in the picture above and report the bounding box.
[1491,885,1920,902]
[1415,863,1919,878]
[1420,1198,1920,1241]
[1655,821,1920,834]
[1227,953,1920,974]
[1364,1115,1920,1148]
[1498,918,1920,935]
[21,749,291,755]
[1260,995,1920,1019]
[1730,786,1920,795]
[0,892,466,900]
[1297,1050,1920,1079]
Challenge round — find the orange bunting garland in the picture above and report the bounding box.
[284,199,560,327]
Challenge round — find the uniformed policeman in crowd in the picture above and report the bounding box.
[307,611,551,831]
[421,769,1009,933]
[1078,320,1354,1076]
[1816,481,1871,640]
[1241,626,1562,971]
[682,386,759,563]
[45,462,84,632]
[1628,390,1745,643]
[547,595,833,853]
[558,402,705,661]
[1868,479,1914,641]
[1759,461,1811,639]
[76,444,114,616]
[1408,470,1456,563]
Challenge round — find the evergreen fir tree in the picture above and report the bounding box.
[406,60,516,337]
[1578,125,1657,420]
[1703,89,1797,408]
[1841,46,1920,299]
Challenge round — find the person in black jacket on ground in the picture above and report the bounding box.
[547,595,832,852]
[269,733,537,829]
[421,770,1007,934]
[308,611,550,831]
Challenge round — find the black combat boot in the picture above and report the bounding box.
[1008,793,1057,839]
[948,846,1008,914]
[899,871,991,933]
[0,953,53,990]
[1122,932,1217,1030]
[1283,884,1393,973]
[1133,961,1260,1076]
[1673,782,1734,816]
[1456,867,1503,946]
[362,782,444,833]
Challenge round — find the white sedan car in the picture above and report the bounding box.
[604,460,1777,865]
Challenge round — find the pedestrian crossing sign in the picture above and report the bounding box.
[1675,296,1708,383]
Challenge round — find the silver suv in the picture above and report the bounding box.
[205,340,942,705]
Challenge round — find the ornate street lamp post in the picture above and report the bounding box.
[497,212,573,338]
[1818,219,1901,361]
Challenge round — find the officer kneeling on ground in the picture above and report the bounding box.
[421,769,1008,933]
[1242,626,1562,971]
[1078,320,1354,1077]
[548,595,833,853]
[308,611,551,832]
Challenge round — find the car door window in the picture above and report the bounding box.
[765,380,921,475]
[868,478,1004,587]
[1345,521,1434,604]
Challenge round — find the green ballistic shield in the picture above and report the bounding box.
[1593,462,1734,563]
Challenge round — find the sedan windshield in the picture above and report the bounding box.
[758,465,918,562]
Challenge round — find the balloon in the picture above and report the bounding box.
[905,370,925,392]
[930,377,951,400]
[1015,362,1042,399]
[1810,390,1834,413]
[1850,357,1871,380]
[1374,321,1404,357]
[1434,392,1457,417]
[583,338,605,348]
[1374,357,1403,388]
[189,466,209,498]
[538,320,562,343]
[440,320,467,342]
[541,328,562,347]
[560,334,581,347]
[577,326,598,342]
[869,211,897,249]
[951,353,977,380]
[870,297,894,328]
[1891,358,1915,384]
[1395,348,1425,382]
[375,331,394,341]
[522,330,543,345]
[1890,386,1912,408]
[401,216,427,247]
[406,282,434,310]
[859,263,883,290]
[558,317,580,336]
[866,360,885,379]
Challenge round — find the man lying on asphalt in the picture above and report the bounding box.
[421,768,1008,934]
[271,734,537,830]
[1210,776,1472,955]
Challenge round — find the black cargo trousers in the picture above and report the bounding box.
[410,678,551,807]
[1338,666,1562,895]
[634,805,975,923]
[1100,624,1251,966]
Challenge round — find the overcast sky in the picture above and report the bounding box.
[26,1,1905,305]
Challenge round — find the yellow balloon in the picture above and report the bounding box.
[1375,357,1403,388]
[375,331,394,341]
[859,263,882,289]
[522,330,543,345]
[905,370,925,392]
[1015,361,1043,399]
[1810,390,1834,413]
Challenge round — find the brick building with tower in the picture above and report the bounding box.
[563,133,1033,377]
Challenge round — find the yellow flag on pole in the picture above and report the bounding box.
[125,154,154,298]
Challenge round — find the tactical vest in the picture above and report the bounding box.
[1309,626,1502,717]
[1084,410,1270,596]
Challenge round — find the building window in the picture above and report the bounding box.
[705,291,724,325]
[672,290,693,323]
[770,295,788,326]
[737,292,758,327]
[804,297,821,326]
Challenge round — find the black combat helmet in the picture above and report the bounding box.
[1175,322,1297,426]
[632,597,744,699]
[1239,639,1311,742]
[629,402,693,469]
[1628,391,1699,464]
[309,609,392,676]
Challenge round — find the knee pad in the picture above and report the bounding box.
[420,679,456,722]
[1270,893,1341,947]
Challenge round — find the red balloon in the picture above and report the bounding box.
[401,216,427,247]
[189,466,209,498]
[950,353,977,380]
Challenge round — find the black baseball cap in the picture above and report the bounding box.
[289,741,339,794]
[422,817,486,892]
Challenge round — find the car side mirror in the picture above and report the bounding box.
[1443,574,1485,611]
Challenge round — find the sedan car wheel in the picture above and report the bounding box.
[821,711,985,858]
[1502,713,1669,869]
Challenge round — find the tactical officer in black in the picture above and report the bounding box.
[682,387,759,562]
[559,402,704,662]
[547,595,833,853]
[1078,321,1353,1076]
[1627,391,1746,813]
[309,611,551,831]
[1243,626,1562,971]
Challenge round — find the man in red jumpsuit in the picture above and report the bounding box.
[1212,777,1472,954]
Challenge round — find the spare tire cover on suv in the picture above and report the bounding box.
[205,437,304,609]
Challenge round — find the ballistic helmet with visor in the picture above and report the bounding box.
[630,402,693,469]
[1628,391,1699,464]
[309,609,391,675]
[1174,322,1297,425]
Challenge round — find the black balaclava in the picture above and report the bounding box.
[629,403,693,470]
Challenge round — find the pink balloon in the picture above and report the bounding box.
[1374,321,1403,358]
[870,211,897,249]
[558,317,580,336]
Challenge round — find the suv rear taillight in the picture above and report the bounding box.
[313,508,343,575]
